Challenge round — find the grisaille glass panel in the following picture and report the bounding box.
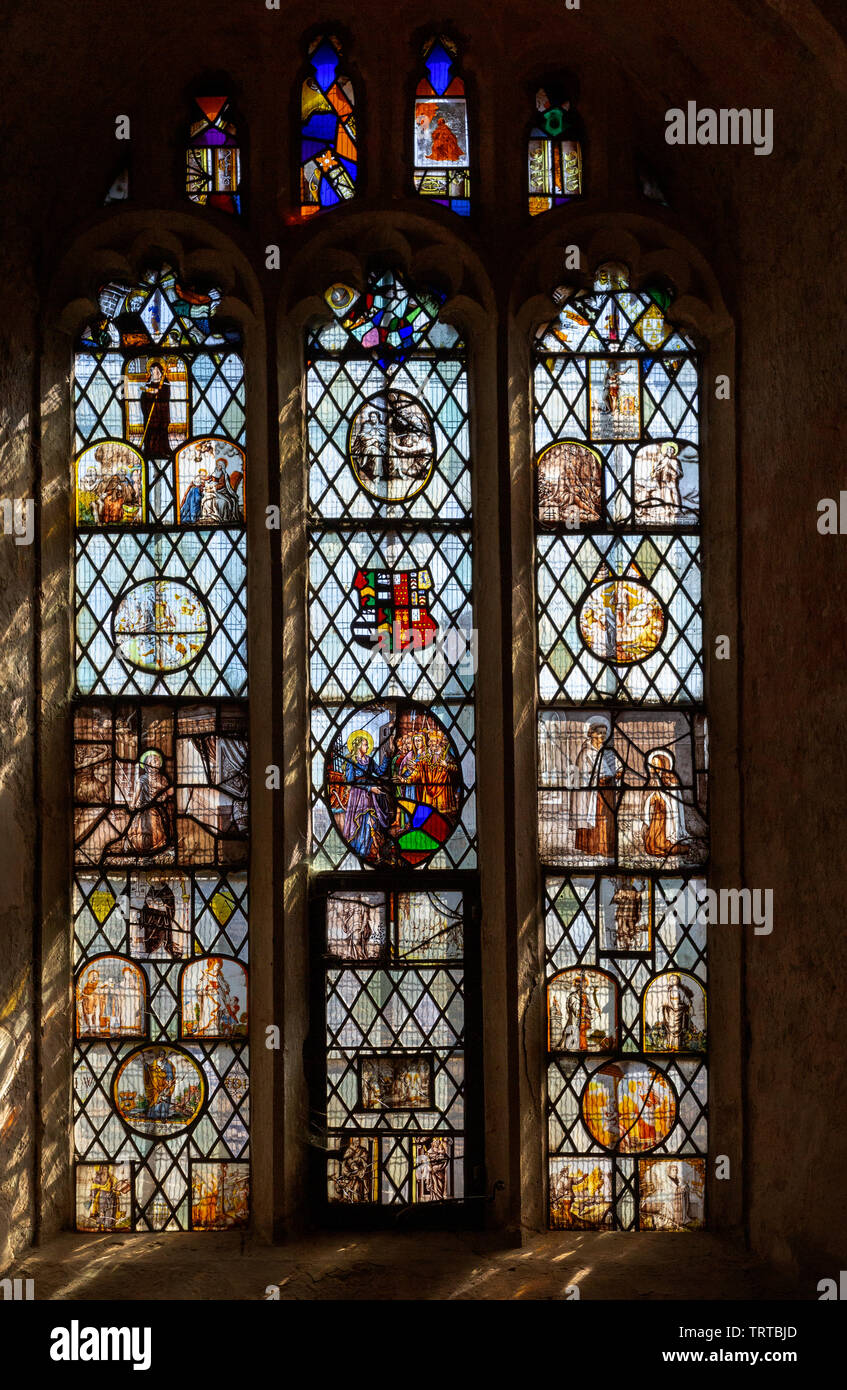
[323,891,467,1207]
[309,527,474,703]
[307,281,469,524]
[72,265,250,1232]
[534,264,708,1230]
[536,533,702,704]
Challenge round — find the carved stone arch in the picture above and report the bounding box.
[279,210,495,332]
[275,208,513,1233]
[510,213,731,345]
[46,213,264,339]
[506,212,740,1234]
[37,209,274,1244]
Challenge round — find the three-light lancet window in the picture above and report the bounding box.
[63,34,719,1238]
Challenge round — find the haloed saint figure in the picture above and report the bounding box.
[342,729,393,862]
[641,751,688,857]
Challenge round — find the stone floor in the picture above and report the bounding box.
[13,1228,808,1300]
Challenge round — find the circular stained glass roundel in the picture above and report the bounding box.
[347,391,436,503]
[581,1060,676,1153]
[112,580,209,673]
[113,1045,205,1137]
[578,577,665,665]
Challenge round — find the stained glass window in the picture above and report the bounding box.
[528,85,583,216]
[185,97,242,214]
[413,37,470,217]
[306,268,479,1215]
[299,35,358,217]
[71,265,250,1232]
[534,263,708,1231]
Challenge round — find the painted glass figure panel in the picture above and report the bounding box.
[181,957,249,1039]
[550,1156,613,1229]
[73,703,249,867]
[643,972,707,1053]
[176,439,245,525]
[548,968,618,1052]
[537,710,708,869]
[638,1158,705,1230]
[313,700,475,872]
[191,1162,249,1229]
[319,702,468,869]
[76,957,147,1039]
[413,37,470,216]
[76,1165,133,1232]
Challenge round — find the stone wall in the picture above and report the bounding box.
[0,0,843,1283]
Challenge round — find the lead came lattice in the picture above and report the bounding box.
[534,264,708,1231]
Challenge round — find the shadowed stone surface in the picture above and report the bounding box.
[14,1230,806,1301]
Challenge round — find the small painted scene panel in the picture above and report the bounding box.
[74,704,249,867]
[312,701,476,872]
[537,711,708,870]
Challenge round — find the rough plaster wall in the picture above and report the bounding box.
[0,0,844,1277]
[736,122,845,1282]
[0,225,38,1269]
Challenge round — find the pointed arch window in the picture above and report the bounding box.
[185,96,242,214]
[533,263,708,1231]
[299,35,358,217]
[71,264,251,1233]
[528,85,583,216]
[413,36,470,216]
